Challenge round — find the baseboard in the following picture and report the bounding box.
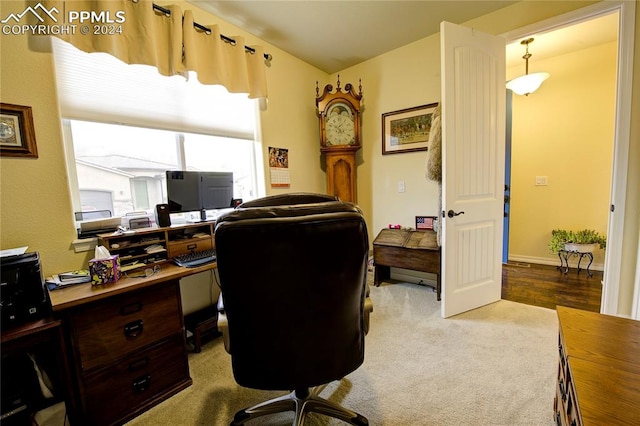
[387,255,604,282]
[507,254,604,272]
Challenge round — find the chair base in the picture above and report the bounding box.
[231,384,368,426]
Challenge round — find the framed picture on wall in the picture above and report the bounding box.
[382,102,438,155]
[0,103,38,158]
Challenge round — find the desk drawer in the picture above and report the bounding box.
[69,283,182,371]
[168,238,213,259]
[84,334,190,425]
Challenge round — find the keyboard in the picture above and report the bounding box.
[173,249,217,268]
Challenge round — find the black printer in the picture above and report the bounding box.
[0,252,50,329]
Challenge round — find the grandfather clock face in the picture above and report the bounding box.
[316,77,362,203]
[325,102,356,147]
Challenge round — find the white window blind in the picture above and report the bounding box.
[51,37,257,139]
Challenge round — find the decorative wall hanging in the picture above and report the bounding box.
[0,103,38,158]
[268,147,290,188]
[382,103,438,155]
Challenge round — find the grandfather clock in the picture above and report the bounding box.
[316,76,362,203]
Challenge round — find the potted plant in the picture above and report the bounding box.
[549,229,607,254]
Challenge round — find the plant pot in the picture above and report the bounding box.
[564,243,597,253]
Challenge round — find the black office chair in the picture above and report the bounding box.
[214,193,372,425]
[235,192,339,208]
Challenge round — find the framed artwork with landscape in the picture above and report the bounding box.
[382,102,438,155]
[0,103,38,158]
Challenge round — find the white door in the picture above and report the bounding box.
[440,21,506,318]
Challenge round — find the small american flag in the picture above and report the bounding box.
[416,216,434,230]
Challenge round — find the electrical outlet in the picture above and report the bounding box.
[535,176,548,186]
[398,180,405,193]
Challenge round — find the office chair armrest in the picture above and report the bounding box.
[217,294,231,354]
[364,295,373,335]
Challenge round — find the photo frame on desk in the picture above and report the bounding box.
[415,215,437,231]
[0,103,38,158]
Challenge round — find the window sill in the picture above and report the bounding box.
[72,238,98,253]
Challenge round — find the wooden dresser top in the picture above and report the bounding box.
[48,262,215,311]
[557,306,640,374]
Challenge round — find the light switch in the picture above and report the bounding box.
[398,180,405,193]
[535,176,548,186]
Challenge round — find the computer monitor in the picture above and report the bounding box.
[166,171,234,218]
[166,171,201,213]
[200,172,234,210]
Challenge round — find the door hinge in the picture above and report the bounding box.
[611,204,615,212]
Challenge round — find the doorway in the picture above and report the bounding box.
[500,0,635,315]
[504,12,618,272]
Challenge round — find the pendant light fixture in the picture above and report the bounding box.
[506,38,549,96]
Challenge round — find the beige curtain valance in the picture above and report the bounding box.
[45,0,268,99]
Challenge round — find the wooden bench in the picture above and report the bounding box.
[373,229,441,300]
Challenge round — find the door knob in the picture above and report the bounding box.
[447,210,465,218]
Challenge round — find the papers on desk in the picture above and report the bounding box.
[120,261,145,272]
[46,270,91,290]
[59,269,90,281]
[145,244,166,254]
[0,246,28,258]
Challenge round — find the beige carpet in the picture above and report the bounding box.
[127,281,558,425]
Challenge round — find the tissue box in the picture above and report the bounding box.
[89,255,121,285]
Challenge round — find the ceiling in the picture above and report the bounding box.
[505,11,618,70]
[191,1,618,74]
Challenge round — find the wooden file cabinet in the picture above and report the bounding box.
[51,272,196,425]
[554,306,640,426]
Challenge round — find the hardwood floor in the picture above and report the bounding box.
[501,261,602,312]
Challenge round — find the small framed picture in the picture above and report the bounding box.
[415,216,437,231]
[382,102,438,155]
[0,103,38,158]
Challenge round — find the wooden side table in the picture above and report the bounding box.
[185,305,221,353]
[372,229,441,300]
[1,318,71,423]
[557,249,594,276]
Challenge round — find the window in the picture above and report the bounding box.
[131,179,151,210]
[52,38,264,225]
[66,120,260,220]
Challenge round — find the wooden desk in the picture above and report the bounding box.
[372,229,441,300]
[49,262,215,426]
[555,306,640,425]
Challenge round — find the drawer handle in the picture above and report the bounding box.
[555,412,562,426]
[132,374,151,393]
[559,379,566,401]
[187,243,197,250]
[124,319,144,338]
[120,302,143,316]
[129,356,150,372]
